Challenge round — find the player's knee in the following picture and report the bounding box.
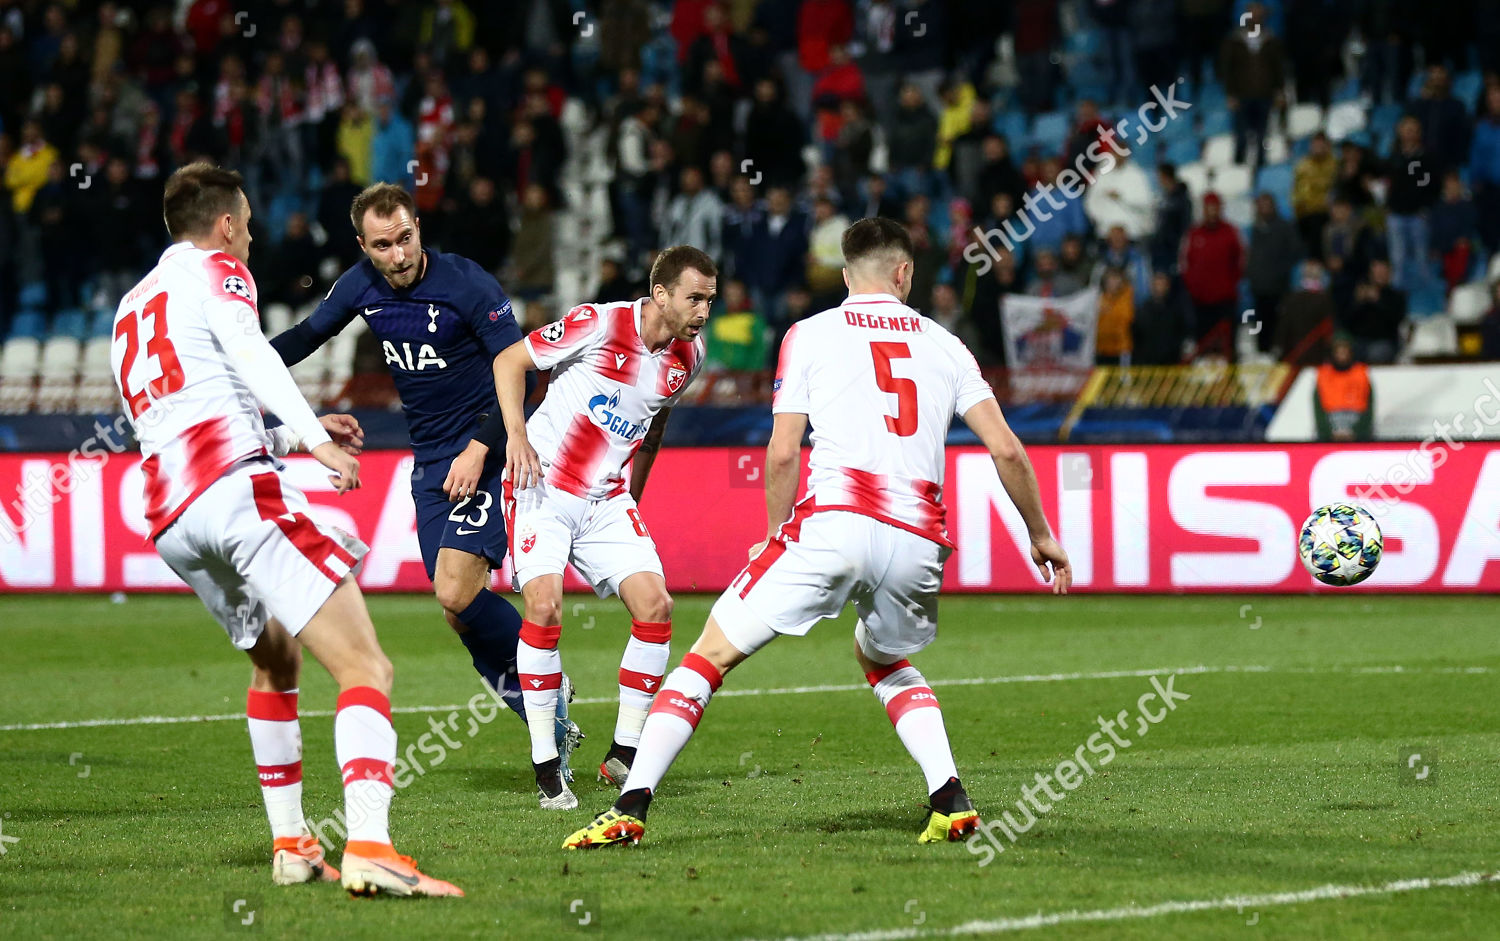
[433,578,478,617]
[526,596,562,628]
[442,609,466,634]
[638,590,673,624]
[367,650,395,695]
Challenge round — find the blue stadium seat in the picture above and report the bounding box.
[90,309,115,337]
[1255,164,1294,217]
[1165,136,1202,165]
[1192,82,1227,115]
[1370,103,1403,138]
[52,309,87,340]
[1065,28,1103,58]
[994,109,1029,146]
[18,281,45,309]
[1292,136,1311,160]
[1332,75,1362,103]
[1028,111,1070,152]
[1454,71,1483,112]
[10,310,46,340]
[1200,109,1233,138]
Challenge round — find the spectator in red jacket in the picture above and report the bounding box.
[1181,192,1245,359]
[798,0,854,75]
[670,0,715,63]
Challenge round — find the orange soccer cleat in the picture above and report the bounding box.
[340,840,465,898]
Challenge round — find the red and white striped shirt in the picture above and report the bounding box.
[524,300,705,500]
[772,293,995,547]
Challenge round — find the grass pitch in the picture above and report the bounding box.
[1,593,1498,939]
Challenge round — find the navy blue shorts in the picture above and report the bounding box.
[411,455,510,581]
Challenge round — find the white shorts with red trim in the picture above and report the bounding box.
[154,457,369,648]
[503,476,663,598]
[713,504,951,657]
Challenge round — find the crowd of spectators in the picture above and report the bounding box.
[5,0,1500,379]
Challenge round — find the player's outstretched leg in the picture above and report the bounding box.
[854,635,978,843]
[517,576,576,809]
[436,550,583,782]
[296,577,463,897]
[435,548,525,719]
[604,574,674,788]
[565,613,761,849]
[245,619,338,885]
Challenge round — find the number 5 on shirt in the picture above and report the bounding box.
[871,341,917,437]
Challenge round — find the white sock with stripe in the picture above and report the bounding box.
[334,687,396,845]
[866,659,958,794]
[518,620,562,764]
[620,653,722,795]
[615,619,671,747]
[246,688,307,841]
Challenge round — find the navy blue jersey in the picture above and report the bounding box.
[272,250,522,463]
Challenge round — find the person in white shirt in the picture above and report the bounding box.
[115,162,460,897]
[563,217,1072,851]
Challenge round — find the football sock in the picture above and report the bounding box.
[615,619,671,747]
[517,620,563,764]
[334,687,396,845]
[618,653,722,795]
[246,688,308,841]
[456,589,526,720]
[866,660,958,794]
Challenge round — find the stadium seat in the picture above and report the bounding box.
[0,336,41,382]
[80,336,112,377]
[1029,111,1070,152]
[1286,104,1322,139]
[262,303,294,337]
[1408,284,1448,318]
[1199,109,1232,138]
[1454,71,1483,111]
[1263,134,1290,165]
[1488,252,1500,282]
[1255,164,1295,216]
[1202,134,1236,167]
[1214,165,1254,200]
[1406,314,1458,357]
[1370,103,1403,139]
[1331,75,1363,103]
[1327,101,1368,140]
[995,109,1029,146]
[89,309,115,337]
[9,310,46,340]
[1177,161,1210,200]
[17,281,45,309]
[1448,281,1492,325]
[1165,136,1202,166]
[52,309,87,340]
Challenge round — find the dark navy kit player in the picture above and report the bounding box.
[270,183,582,784]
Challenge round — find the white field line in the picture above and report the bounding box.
[758,870,1500,940]
[0,663,1490,733]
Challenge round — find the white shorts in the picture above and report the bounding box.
[711,506,950,659]
[154,458,369,649]
[502,477,663,598]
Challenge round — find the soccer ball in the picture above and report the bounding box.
[1298,504,1383,586]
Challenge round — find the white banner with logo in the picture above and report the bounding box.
[1000,288,1100,371]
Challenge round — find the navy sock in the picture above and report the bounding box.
[457,589,526,720]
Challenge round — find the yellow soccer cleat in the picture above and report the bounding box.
[562,809,646,849]
[918,808,981,843]
[918,777,980,843]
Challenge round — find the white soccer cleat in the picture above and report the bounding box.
[271,836,339,885]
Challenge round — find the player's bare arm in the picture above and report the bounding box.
[494,339,543,489]
[962,397,1070,593]
[750,411,808,559]
[629,408,672,504]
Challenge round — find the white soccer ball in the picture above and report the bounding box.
[1298,504,1383,586]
